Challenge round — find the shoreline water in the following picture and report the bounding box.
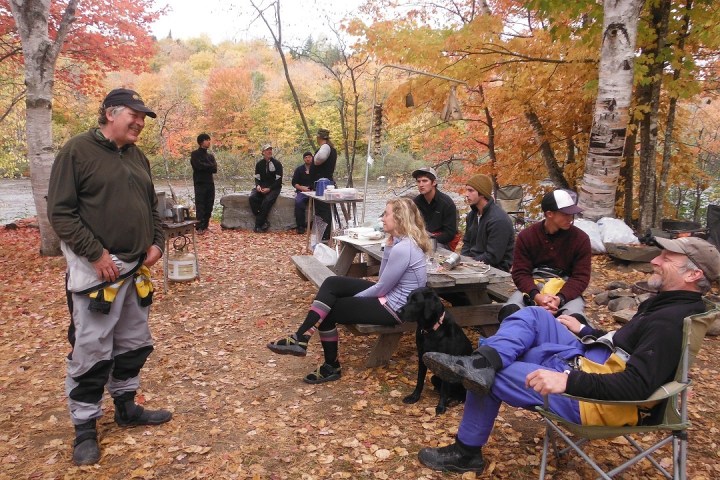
[1,178,465,226]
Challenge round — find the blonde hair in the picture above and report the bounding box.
[387,197,431,253]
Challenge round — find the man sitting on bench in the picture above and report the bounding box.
[416,237,719,473]
[267,198,430,384]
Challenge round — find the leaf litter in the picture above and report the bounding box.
[1,222,719,478]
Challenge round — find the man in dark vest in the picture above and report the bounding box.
[310,128,337,241]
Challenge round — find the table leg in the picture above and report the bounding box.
[191,228,200,281]
[334,243,359,275]
[306,197,314,252]
[366,332,403,368]
[163,237,169,293]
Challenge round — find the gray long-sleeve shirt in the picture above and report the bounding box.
[354,236,427,311]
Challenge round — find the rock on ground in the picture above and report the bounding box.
[220,193,297,231]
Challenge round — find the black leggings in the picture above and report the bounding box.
[300,276,399,334]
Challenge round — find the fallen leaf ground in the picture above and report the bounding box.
[1,222,719,479]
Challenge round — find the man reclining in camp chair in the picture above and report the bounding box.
[417,237,720,474]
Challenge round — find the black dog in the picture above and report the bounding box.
[397,287,473,414]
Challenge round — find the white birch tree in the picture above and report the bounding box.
[9,0,79,255]
[577,0,645,221]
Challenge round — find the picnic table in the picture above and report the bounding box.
[292,235,513,367]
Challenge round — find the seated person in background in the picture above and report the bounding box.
[249,144,283,233]
[417,237,719,474]
[498,189,591,324]
[412,167,460,251]
[267,197,430,384]
[460,174,514,271]
[292,151,314,234]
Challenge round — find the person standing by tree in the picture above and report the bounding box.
[412,167,460,251]
[190,133,217,234]
[47,88,172,466]
[249,144,283,233]
[310,129,337,240]
[292,151,314,234]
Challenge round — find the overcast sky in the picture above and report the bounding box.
[151,0,365,44]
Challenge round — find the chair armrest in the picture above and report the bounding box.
[560,380,690,406]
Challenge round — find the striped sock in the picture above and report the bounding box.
[297,300,331,337]
[319,328,339,367]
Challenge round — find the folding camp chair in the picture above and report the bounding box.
[496,185,525,233]
[536,300,719,479]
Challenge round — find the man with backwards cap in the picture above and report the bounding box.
[249,143,283,233]
[48,88,171,465]
[418,236,719,473]
[412,166,459,251]
[497,189,592,324]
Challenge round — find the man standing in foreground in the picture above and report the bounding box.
[292,151,314,234]
[412,167,459,251]
[460,174,514,270]
[47,88,172,465]
[249,144,283,233]
[190,133,217,234]
[418,237,719,473]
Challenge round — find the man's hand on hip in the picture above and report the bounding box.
[93,249,119,282]
[144,245,162,267]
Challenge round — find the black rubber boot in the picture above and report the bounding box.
[72,419,100,465]
[497,304,521,322]
[418,437,485,473]
[113,391,172,427]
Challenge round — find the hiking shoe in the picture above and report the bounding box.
[418,441,485,473]
[267,334,308,356]
[304,363,341,384]
[72,419,100,466]
[113,391,172,427]
[422,352,495,396]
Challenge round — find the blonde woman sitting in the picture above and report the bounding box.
[268,197,430,383]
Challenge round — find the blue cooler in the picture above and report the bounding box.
[315,178,332,196]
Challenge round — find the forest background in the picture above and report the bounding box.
[1,0,720,228]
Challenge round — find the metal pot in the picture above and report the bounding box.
[172,205,189,223]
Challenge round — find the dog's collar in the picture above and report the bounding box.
[421,311,446,335]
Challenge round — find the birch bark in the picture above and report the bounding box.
[9,0,78,255]
[577,0,645,221]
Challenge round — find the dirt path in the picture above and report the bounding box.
[1,223,718,479]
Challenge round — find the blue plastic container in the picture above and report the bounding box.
[315,178,332,196]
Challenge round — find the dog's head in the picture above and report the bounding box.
[397,286,444,329]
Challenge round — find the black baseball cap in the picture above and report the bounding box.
[102,88,156,118]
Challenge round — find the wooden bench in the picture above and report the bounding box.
[290,255,507,367]
[486,279,515,303]
[291,255,336,288]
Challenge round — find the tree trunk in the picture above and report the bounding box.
[658,0,693,221]
[525,107,569,189]
[251,0,316,151]
[620,121,638,225]
[637,0,671,231]
[577,0,645,221]
[10,0,78,256]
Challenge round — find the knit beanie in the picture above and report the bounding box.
[466,174,493,199]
